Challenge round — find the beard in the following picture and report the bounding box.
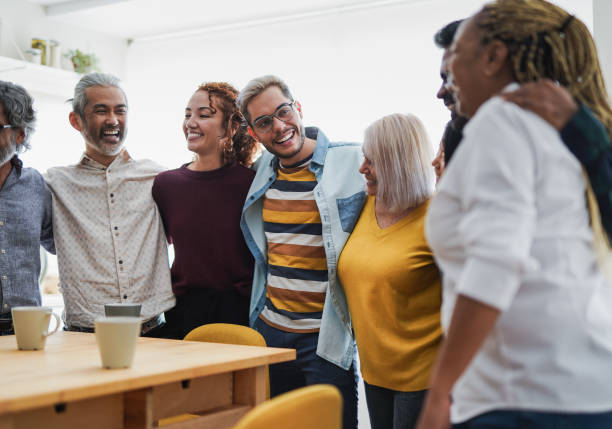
[82,119,126,157]
[0,136,17,165]
[273,123,306,160]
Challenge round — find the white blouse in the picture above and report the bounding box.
[426,85,612,423]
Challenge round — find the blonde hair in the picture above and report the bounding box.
[477,0,612,138]
[363,113,434,213]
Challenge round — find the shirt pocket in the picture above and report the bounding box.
[336,191,366,233]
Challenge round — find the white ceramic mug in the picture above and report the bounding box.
[11,306,60,350]
[95,317,141,369]
[104,303,141,318]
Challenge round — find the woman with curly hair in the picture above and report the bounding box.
[152,82,259,339]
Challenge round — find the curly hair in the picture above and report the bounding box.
[476,0,612,138]
[197,82,258,167]
[0,81,36,152]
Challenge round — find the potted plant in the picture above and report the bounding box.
[67,49,100,74]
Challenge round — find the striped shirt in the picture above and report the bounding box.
[260,160,327,333]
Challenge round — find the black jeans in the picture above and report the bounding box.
[0,314,13,336]
[254,318,358,429]
[453,410,612,429]
[161,287,250,340]
[364,382,426,429]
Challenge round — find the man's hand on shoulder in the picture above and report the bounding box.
[501,79,578,130]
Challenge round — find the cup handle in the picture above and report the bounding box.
[44,312,60,337]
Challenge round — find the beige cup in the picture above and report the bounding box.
[104,303,142,317]
[12,306,60,350]
[95,317,141,369]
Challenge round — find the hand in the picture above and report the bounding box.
[500,79,578,130]
[416,389,451,429]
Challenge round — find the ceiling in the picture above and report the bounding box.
[26,0,421,42]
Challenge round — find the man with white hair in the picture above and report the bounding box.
[45,73,174,336]
[0,81,54,335]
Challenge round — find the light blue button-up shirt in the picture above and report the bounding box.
[0,156,54,313]
[241,128,366,369]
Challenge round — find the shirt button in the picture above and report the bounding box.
[0,221,3,226]
[119,260,123,264]
[123,294,127,299]
[110,200,114,204]
[1,276,6,280]
[114,226,118,230]
[0,250,5,254]
[110,193,114,198]
[3,303,7,309]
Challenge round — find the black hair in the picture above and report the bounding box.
[434,19,464,49]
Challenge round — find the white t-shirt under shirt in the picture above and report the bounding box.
[426,84,612,423]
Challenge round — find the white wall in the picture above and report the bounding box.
[0,0,128,172]
[594,0,612,97]
[0,0,127,76]
[124,0,594,170]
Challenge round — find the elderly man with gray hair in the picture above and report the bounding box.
[0,81,55,336]
[45,73,174,336]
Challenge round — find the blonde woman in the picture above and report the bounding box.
[338,113,442,429]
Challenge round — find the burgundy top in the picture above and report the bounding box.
[152,162,255,297]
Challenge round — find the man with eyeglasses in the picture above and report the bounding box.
[237,76,365,429]
[0,81,54,335]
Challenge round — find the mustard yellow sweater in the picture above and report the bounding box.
[338,196,442,391]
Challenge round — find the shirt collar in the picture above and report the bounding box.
[501,82,520,94]
[78,149,132,170]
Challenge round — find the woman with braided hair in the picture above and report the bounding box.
[417,1,612,428]
[152,82,259,339]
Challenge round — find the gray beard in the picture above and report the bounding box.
[0,139,17,166]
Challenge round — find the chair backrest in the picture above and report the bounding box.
[183,323,266,347]
[184,323,270,399]
[232,384,342,429]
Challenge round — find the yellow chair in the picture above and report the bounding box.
[159,323,269,427]
[183,323,267,347]
[184,323,269,399]
[232,384,342,429]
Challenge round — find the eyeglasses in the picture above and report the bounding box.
[251,101,296,134]
[0,124,12,131]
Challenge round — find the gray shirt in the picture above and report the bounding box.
[0,156,54,314]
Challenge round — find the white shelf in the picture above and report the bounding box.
[0,56,80,99]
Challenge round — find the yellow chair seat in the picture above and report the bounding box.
[232,384,342,429]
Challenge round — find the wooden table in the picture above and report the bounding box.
[0,331,295,429]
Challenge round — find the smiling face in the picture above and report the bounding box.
[359,150,377,196]
[246,85,308,165]
[436,50,456,114]
[183,90,227,159]
[448,16,513,118]
[71,85,127,162]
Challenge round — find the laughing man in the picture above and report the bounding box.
[238,75,365,429]
[45,73,174,335]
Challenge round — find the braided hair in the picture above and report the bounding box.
[196,82,258,167]
[476,0,612,138]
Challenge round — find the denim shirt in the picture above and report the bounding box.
[0,156,54,313]
[241,127,366,369]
